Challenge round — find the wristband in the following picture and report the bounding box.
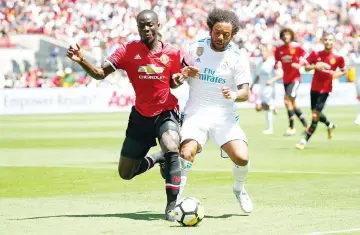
[230,91,237,101]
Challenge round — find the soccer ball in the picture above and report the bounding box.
[173,197,205,226]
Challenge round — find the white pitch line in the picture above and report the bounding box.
[299,227,360,235]
[1,164,360,175]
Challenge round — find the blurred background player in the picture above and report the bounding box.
[296,33,347,150]
[349,42,360,125]
[251,45,282,134]
[66,10,195,221]
[175,9,253,214]
[272,28,308,136]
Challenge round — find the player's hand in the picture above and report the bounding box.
[181,66,200,78]
[291,63,301,69]
[222,86,232,100]
[315,62,331,71]
[172,73,185,86]
[266,80,273,86]
[324,70,338,78]
[66,44,84,63]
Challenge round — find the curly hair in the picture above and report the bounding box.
[279,28,295,41]
[207,9,240,36]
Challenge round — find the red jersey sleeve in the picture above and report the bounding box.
[298,47,305,57]
[107,43,127,70]
[306,51,317,64]
[338,56,345,69]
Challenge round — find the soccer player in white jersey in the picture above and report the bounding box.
[349,43,360,125]
[250,46,283,134]
[173,9,253,214]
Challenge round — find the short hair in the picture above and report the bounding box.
[322,32,335,39]
[279,28,295,41]
[206,9,240,36]
[136,10,158,23]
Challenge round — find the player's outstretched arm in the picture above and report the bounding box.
[67,44,115,80]
[170,66,199,89]
[327,68,348,79]
[267,74,282,85]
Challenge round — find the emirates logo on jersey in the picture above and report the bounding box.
[138,64,164,74]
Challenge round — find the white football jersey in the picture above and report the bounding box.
[349,53,360,81]
[182,37,252,116]
[255,57,276,86]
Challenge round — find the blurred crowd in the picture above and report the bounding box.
[0,67,92,88]
[1,0,360,88]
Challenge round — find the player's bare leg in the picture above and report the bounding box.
[221,140,252,214]
[284,96,296,136]
[262,104,273,134]
[118,137,154,180]
[255,103,262,112]
[355,96,360,125]
[178,139,199,200]
[158,122,182,222]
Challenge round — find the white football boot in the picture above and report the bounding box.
[355,115,360,125]
[234,189,253,214]
[263,129,273,135]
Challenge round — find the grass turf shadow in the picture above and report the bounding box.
[13,212,247,222]
[13,211,164,221]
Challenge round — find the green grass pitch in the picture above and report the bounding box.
[1,106,360,235]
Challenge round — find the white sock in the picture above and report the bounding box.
[265,110,273,130]
[177,158,193,201]
[233,161,250,193]
[358,102,360,115]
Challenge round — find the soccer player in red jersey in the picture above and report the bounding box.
[296,33,347,150]
[272,28,308,136]
[67,10,198,221]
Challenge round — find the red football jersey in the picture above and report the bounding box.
[107,41,180,117]
[306,50,345,93]
[274,42,305,84]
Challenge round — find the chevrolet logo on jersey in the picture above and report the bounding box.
[330,58,336,65]
[138,64,164,74]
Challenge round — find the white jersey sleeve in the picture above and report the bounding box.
[182,42,196,67]
[233,48,252,86]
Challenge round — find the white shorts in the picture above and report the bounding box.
[355,78,360,98]
[256,86,275,105]
[180,113,248,153]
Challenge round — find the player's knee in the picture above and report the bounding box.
[159,124,180,152]
[232,152,249,166]
[284,97,290,106]
[118,170,135,180]
[312,112,320,121]
[255,105,262,112]
[161,131,180,152]
[118,166,135,180]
